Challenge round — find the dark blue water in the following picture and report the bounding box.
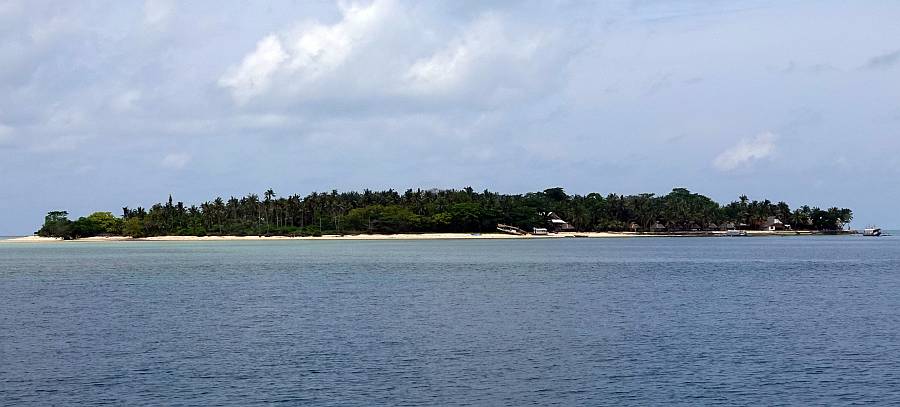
[2,236,900,405]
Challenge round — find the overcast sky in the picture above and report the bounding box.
[1,0,899,234]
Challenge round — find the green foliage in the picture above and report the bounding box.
[85,212,123,235]
[37,210,126,239]
[445,203,494,232]
[122,217,145,238]
[344,205,422,234]
[429,212,452,229]
[37,211,73,239]
[43,187,853,239]
[71,217,103,238]
[810,207,853,231]
[300,225,322,237]
[543,187,568,202]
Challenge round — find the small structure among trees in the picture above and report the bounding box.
[763,216,789,231]
[546,212,575,232]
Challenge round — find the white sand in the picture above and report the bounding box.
[134,232,633,240]
[4,232,632,242]
[2,230,820,243]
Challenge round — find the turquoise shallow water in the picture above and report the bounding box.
[2,236,900,405]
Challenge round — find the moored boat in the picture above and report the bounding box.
[863,227,882,237]
[496,224,527,236]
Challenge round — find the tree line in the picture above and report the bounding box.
[36,187,853,239]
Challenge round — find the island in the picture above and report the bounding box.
[30,187,854,240]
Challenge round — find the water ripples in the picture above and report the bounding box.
[2,237,900,405]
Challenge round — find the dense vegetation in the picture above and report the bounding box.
[37,187,853,239]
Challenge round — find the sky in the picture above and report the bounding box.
[1,0,899,234]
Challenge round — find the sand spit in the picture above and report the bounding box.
[2,230,831,243]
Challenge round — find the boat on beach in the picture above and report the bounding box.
[725,230,748,237]
[496,224,527,236]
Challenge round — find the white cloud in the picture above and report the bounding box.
[405,44,470,89]
[0,123,13,145]
[713,132,777,171]
[161,153,191,169]
[405,14,543,95]
[111,90,142,112]
[0,1,22,19]
[218,1,560,107]
[219,0,391,104]
[29,15,73,45]
[31,135,93,152]
[143,0,173,27]
[218,35,288,104]
[283,0,388,76]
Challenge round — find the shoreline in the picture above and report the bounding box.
[2,230,850,243]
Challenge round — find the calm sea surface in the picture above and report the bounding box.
[2,236,900,405]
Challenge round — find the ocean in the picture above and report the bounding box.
[2,236,899,405]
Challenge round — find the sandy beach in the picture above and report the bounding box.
[5,232,619,242]
[2,230,826,243]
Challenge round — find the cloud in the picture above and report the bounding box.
[3,1,900,234]
[281,1,387,77]
[713,132,777,171]
[143,0,173,27]
[28,14,73,45]
[405,37,474,92]
[110,90,142,112]
[219,0,391,104]
[0,123,13,146]
[218,1,567,109]
[865,49,900,69]
[0,1,23,19]
[218,35,289,105]
[161,153,191,169]
[31,135,93,152]
[404,13,544,95]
